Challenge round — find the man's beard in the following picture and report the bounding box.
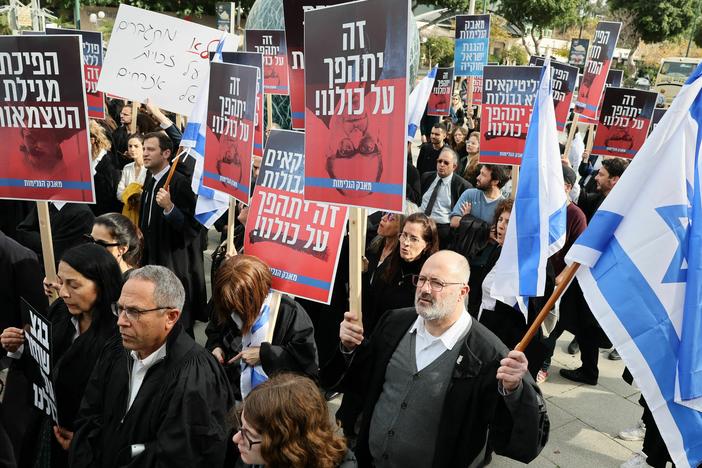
[415,291,454,321]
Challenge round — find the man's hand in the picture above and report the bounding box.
[1,327,25,353]
[155,188,174,212]
[497,350,528,393]
[233,347,261,366]
[340,311,364,352]
[460,201,472,216]
[53,426,74,451]
[43,276,60,298]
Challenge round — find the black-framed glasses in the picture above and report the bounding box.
[412,275,465,292]
[234,410,262,450]
[111,302,172,321]
[83,234,121,248]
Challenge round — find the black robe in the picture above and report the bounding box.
[92,154,123,216]
[139,169,207,328]
[69,324,234,468]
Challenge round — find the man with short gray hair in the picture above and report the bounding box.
[70,265,233,468]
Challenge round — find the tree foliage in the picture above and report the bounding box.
[42,0,256,18]
[423,36,455,67]
[609,0,696,44]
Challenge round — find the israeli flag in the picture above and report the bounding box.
[566,65,702,468]
[181,37,229,228]
[490,59,567,318]
[239,293,273,399]
[407,65,437,141]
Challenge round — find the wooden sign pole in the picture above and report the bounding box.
[266,94,273,134]
[510,165,520,200]
[226,198,237,256]
[562,114,580,163]
[349,207,365,321]
[37,201,58,303]
[130,101,138,134]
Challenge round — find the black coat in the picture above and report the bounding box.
[0,231,47,338]
[69,324,234,468]
[92,154,123,216]
[139,170,206,328]
[15,203,94,269]
[415,143,447,175]
[405,160,422,206]
[420,171,472,215]
[321,309,549,468]
[205,295,319,400]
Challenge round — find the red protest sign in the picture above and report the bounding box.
[303,0,409,212]
[245,129,347,304]
[427,67,454,117]
[245,29,290,96]
[0,36,94,203]
[592,87,657,159]
[202,62,257,203]
[529,57,578,131]
[574,21,621,120]
[480,65,541,166]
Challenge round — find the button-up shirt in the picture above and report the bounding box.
[420,173,454,224]
[409,309,472,371]
[127,342,167,411]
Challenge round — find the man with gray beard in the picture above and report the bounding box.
[321,250,549,468]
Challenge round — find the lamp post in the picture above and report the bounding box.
[74,0,80,29]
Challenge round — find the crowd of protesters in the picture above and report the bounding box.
[0,93,673,468]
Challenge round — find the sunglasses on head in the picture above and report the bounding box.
[83,234,121,248]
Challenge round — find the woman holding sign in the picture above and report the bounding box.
[211,255,318,401]
[1,244,122,468]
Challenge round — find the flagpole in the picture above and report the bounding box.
[515,262,580,352]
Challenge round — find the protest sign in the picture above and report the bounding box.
[46,28,104,119]
[568,38,589,68]
[216,2,236,33]
[202,62,257,203]
[245,129,348,304]
[529,57,578,131]
[607,69,624,87]
[283,1,349,129]
[455,14,490,78]
[21,299,58,423]
[480,65,541,165]
[574,21,621,120]
[303,0,409,212]
[427,67,454,116]
[650,107,666,135]
[245,30,290,95]
[219,52,264,157]
[98,5,236,116]
[592,87,657,159]
[0,35,94,203]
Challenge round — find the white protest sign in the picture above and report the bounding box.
[98,4,239,116]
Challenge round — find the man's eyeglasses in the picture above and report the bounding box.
[111,303,172,321]
[437,159,452,165]
[412,274,465,292]
[234,411,262,450]
[84,234,121,248]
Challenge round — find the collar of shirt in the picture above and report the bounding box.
[70,316,80,342]
[230,312,243,329]
[437,172,453,184]
[409,309,472,352]
[130,341,167,371]
[151,164,171,185]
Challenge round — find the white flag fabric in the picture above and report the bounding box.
[490,59,567,319]
[181,37,229,228]
[406,65,437,141]
[566,65,702,468]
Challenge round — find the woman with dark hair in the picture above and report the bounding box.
[117,134,146,225]
[89,213,143,274]
[363,212,440,334]
[450,126,469,161]
[234,373,356,468]
[209,255,318,400]
[0,244,122,468]
[460,131,481,186]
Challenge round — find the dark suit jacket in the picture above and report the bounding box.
[321,309,549,468]
[420,172,472,219]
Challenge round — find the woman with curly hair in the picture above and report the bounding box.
[234,373,357,468]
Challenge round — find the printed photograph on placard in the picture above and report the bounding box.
[427,67,454,117]
[245,29,290,95]
[568,38,589,68]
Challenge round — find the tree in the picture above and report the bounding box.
[609,0,696,74]
[423,36,455,67]
[496,0,580,56]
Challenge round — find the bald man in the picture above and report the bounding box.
[321,251,549,468]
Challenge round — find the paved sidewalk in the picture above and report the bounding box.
[490,331,644,468]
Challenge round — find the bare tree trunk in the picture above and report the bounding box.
[521,36,535,57]
[626,38,641,77]
[531,28,541,56]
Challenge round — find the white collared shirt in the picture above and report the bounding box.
[420,172,454,224]
[409,309,472,371]
[127,342,167,411]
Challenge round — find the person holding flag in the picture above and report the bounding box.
[481,58,567,378]
[565,63,702,468]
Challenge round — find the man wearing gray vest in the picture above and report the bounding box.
[321,250,549,468]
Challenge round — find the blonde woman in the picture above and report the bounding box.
[89,120,121,216]
[116,134,147,225]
